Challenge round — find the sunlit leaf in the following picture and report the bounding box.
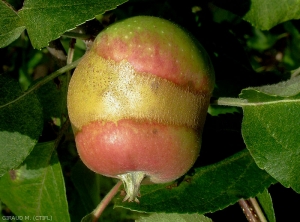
[241,76,300,192]
[213,0,300,30]
[136,213,212,222]
[0,1,25,48]
[18,0,128,49]
[0,142,70,221]
[243,0,300,30]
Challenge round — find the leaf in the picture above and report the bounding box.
[0,75,43,176]
[115,149,276,214]
[240,76,300,193]
[282,22,300,70]
[71,160,100,213]
[242,0,300,30]
[0,141,70,221]
[208,105,241,117]
[256,189,276,222]
[213,0,300,30]
[247,75,300,97]
[246,29,278,52]
[18,0,128,49]
[136,213,212,222]
[81,214,95,222]
[0,1,25,48]
[36,76,67,122]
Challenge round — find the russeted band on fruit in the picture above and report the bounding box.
[68,51,209,133]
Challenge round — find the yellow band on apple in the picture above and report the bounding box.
[67,51,210,133]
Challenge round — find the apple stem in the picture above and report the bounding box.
[118,172,146,203]
[92,180,123,222]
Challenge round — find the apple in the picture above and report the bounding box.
[67,16,215,202]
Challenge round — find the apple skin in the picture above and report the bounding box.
[93,16,214,94]
[67,16,215,202]
[75,119,200,184]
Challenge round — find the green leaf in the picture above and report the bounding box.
[37,77,66,122]
[18,0,128,49]
[208,105,241,116]
[213,0,300,30]
[136,213,212,222]
[242,0,300,30]
[81,214,94,222]
[246,29,278,52]
[0,141,70,221]
[240,76,300,193]
[0,1,25,48]
[71,160,100,213]
[115,149,275,214]
[256,189,276,222]
[245,75,300,98]
[282,22,300,70]
[0,76,43,176]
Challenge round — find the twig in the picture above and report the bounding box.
[47,39,67,67]
[239,198,260,222]
[66,38,76,83]
[249,197,268,222]
[0,59,81,109]
[210,97,246,107]
[92,180,123,222]
[62,32,92,40]
[238,198,267,222]
[67,39,76,64]
[56,37,77,123]
[54,117,70,149]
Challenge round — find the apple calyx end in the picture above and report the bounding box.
[118,171,146,203]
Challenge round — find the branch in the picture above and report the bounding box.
[238,198,267,222]
[47,39,67,67]
[249,197,268,222]
[92,180,123,222]
[54,117,70,149]
[0,59,81,109]
[210,97,247,107]
[67,38,76,65]
[62,32,92,40]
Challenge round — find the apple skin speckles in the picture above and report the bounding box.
[67,16,215,202]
